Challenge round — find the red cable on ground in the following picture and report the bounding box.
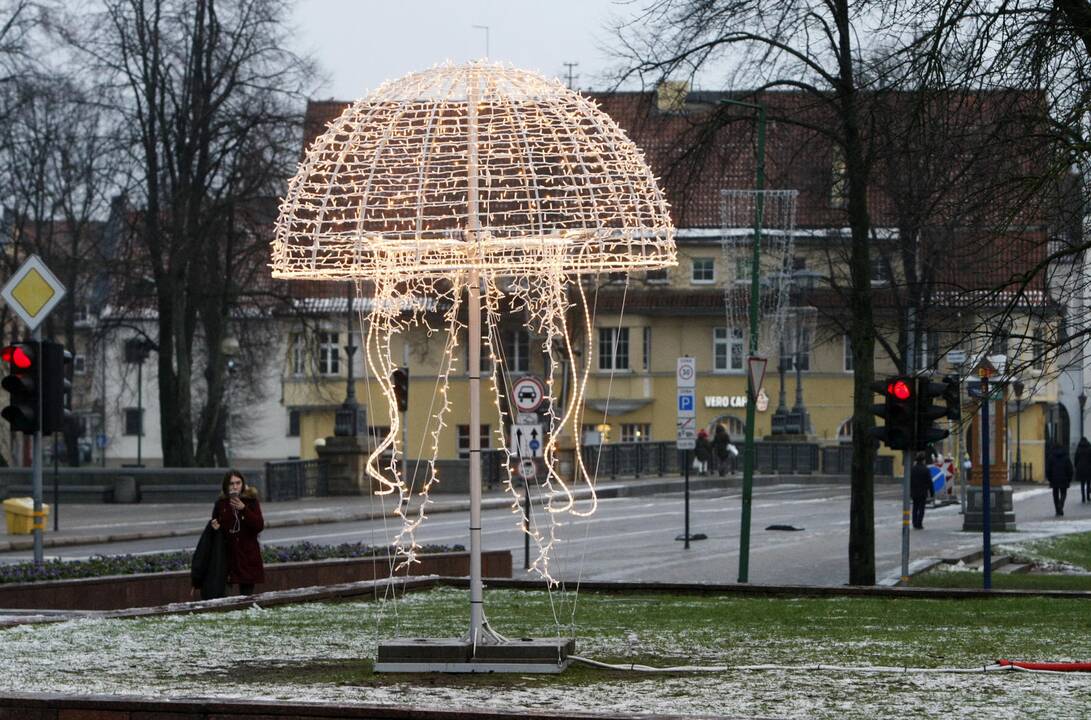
[998,659,1091,672]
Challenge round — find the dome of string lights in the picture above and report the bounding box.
[271,62,676,279]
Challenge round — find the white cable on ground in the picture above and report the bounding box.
[568,655,1070,675]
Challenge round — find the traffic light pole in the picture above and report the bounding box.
[900,310,915,585]
[31,326,43,566]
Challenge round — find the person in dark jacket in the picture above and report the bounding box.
[910,452,934,530]
[712,424,733,476]
[1074,437,1091,504]
[1046,443,1074,516]
[190,520,228,600]
[211,469,265,595]
[694,429,712,475]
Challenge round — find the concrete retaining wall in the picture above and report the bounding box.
[0,693,623,720]
[0,550,512,611]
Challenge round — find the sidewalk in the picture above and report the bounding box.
[0,471,789,553]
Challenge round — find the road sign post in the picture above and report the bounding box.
[675,357,705,547]
[1,256,66,567]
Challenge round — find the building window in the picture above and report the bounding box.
[457,424,491,459]
[621,423,651,443]
[843,334,853,372]
[735,256,751,284]
[318,332,340,375]
[871,254,890,285]
[691,257,715,284]
[1031,327,1045,370]
[783,325,811,371]
[714,327,744,372]
[645,268,669,284]
[291,334,306,376]
[464,341,493,375]
[837,418,853,440]
[73,353,87,375]
[598,327,629,371]
[642,327,652,371]
[123,408,143,436]
[915,330,938,371]
[287,409,300,437]
[989,327,1009,356]
[504,329,530,373]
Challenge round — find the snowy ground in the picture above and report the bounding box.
[1,586,1089,718]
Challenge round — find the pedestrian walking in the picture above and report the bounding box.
[211,469,265,595]
[1046,442,1074,517]
[1074,437,1091,503]
[712,424,734,476]
[694,429,712,475]
[910,452,933,529]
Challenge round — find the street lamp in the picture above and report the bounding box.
[220,335,240,462]
[1012,379,1024,483]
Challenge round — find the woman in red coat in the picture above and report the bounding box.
[210,469,265,595]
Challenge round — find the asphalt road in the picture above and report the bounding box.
[5,481,1084,585]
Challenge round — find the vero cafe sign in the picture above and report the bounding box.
[704,388,770,412]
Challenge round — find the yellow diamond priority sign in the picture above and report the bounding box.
[1,255,66,332]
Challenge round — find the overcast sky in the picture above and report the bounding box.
[289,0,639,100]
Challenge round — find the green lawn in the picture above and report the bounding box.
[4,586,1091,718]
[910,531,1091,590]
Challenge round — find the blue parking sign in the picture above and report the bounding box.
[679,394,694,412]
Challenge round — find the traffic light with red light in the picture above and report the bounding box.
[869,375,915,450]
[2,341,41,433]
[390,368,409,413]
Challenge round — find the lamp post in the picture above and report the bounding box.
[220,335,240,462]
[1079,392,1086,440]
[335,289,365,438]
[719,97,766,584]
[1012,379,1024,483]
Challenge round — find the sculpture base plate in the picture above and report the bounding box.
[375,637,575,674]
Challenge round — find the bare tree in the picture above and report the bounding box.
[63,0,315,466]
[613,0,921,584]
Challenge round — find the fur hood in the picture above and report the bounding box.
[219,485,260,501]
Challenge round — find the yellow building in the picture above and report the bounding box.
[284,90,1072,483]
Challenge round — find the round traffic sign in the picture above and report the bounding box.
[512,376,546,413]
[519,458,537,480]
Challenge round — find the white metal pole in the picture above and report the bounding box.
[466,67,485,646]
[32,325,43,565]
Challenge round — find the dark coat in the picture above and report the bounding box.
[910,463,934,502]
[712,427,732,461]
[1046,446,1074,490]
[191,521,228,600]
[214,486,265,585]
[695,434,712,462]
[1074,439,1091,484]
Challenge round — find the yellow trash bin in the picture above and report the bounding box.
[3,497,50,535]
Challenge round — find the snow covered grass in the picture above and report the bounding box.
[1002,531,1091,572]
[2,587,1090,718]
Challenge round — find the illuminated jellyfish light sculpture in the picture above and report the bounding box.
[272,62,675,672]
